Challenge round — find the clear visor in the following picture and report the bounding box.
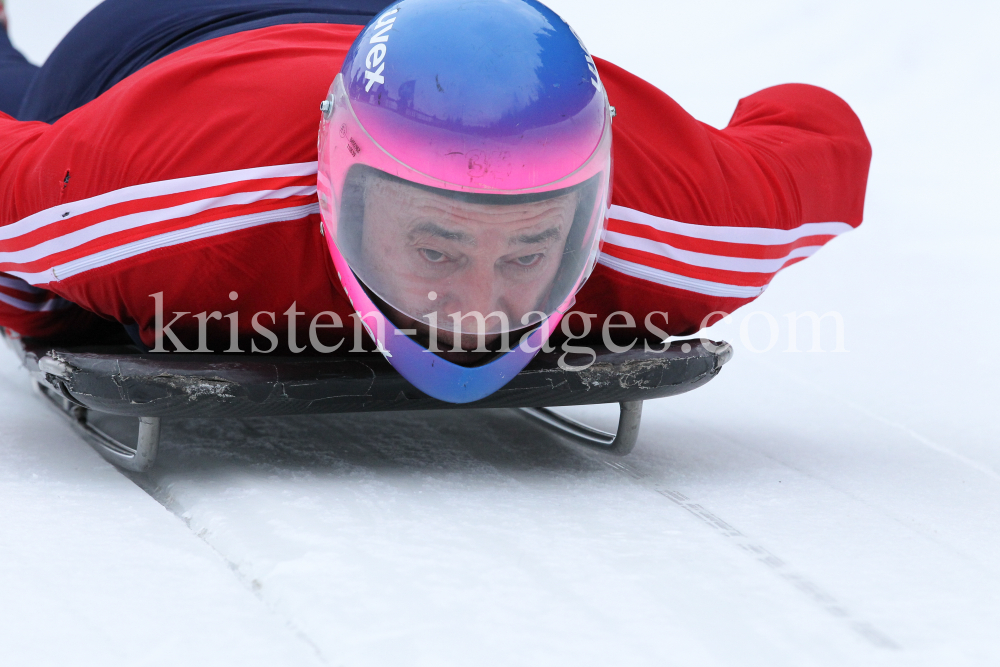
[335,166,606,335]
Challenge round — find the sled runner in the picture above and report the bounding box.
[4,332,732,472]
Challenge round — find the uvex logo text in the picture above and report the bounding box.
[365,8,397,93]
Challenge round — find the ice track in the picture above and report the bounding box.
[5,342,1000,666]
[3,0,1000,665]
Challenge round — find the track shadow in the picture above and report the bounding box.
[88,402,808,485]
[90,408,606,478]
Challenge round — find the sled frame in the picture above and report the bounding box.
[520,401,643,456]
[36,372,644,470]
[35,381,160,473]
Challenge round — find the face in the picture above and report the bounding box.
[360,177,578,348]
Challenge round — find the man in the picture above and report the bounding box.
[0,0,870,402]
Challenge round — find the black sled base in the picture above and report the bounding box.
[5,333,732,472]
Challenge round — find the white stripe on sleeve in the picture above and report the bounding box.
[597,254,767,299]
[0,186,317,265]
[0,275,46,294]
[0,162,318,242]
[609,205,853,246]
[9,203,320,285]
[602,230,822,273]
[0,291,73,312]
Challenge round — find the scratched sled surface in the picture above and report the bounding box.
[11,337,728,417]
[3,0,1000,666]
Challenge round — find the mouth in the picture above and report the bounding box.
[380,304,533,366]
[362,287,538,365]
[403,315,506,366]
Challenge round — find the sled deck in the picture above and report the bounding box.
[4,333,732,472]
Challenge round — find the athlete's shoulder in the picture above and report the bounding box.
[43,24,362,205]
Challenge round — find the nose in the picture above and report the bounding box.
[443,263,505,330]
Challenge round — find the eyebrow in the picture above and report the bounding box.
[411,222,475,245]
[511,227,561,245]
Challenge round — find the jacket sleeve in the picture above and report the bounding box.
[0,271,112,341]
[573,58,872,337]
[0,113,110,340]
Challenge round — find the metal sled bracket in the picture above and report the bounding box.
[520,401,643,456]
[34,381,159,473]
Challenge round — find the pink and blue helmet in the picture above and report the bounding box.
[317,0,613,403]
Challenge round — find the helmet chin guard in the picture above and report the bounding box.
[317,0,613,403]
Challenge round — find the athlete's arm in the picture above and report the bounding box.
[0,113,115,339]
[574,58,872,336]
[0,115,68,337]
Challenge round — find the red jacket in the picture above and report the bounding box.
[0,23,871,349]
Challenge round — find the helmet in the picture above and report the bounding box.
[317,0,613,403]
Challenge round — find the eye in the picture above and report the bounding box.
[419,248,449,263]
[514,253,543,267]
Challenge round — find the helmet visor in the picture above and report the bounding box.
[336,167,605,335]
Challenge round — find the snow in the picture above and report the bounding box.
[0,367,324,666]
[2,0,999,665]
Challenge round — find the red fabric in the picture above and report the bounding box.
[0,24,871,348]
[576,59,871,336]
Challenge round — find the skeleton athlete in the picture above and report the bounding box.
[0,0,870,401]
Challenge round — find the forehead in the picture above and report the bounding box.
[363,176,579,223]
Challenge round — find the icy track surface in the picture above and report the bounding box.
[3,0,999,665]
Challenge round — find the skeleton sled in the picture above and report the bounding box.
[4,330,732,471]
